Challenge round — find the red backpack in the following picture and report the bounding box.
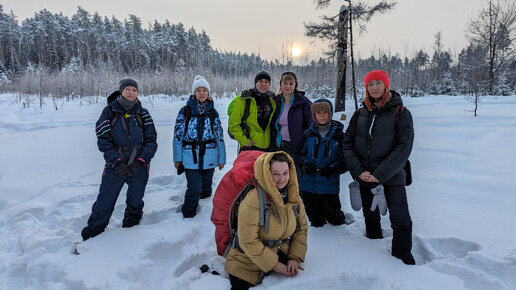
[210,150,266,256]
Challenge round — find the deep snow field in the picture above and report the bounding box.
[0,93,515,290]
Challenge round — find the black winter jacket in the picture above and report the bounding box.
[342,90,413,185]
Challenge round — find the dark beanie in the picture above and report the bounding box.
[119,78,139,94]
[254,70,271,84]
[281,71,297,84]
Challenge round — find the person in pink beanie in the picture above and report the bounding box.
[342,70,416,265]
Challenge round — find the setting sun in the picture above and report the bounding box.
[291,46,302,58]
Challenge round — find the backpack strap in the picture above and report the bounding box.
[292,205,301,230]
[184,105,216,135]
[109,106,144,165]
[183,105,192,131]
[208,108,216,135]
[241,98,251,138]
[395,105,405,125]
[110,106,144,131]
[225,178,258,257]
[182,106,218,164]
[134,107,143,128]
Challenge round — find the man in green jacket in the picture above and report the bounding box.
[229,70,277,152]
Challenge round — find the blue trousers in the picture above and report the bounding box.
[182,168,214,218]
[82,164,149,240]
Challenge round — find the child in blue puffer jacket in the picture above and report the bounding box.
[173,75,226,218]
[296,99,347,227]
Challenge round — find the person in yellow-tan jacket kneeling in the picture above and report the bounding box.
[225,151,308,289]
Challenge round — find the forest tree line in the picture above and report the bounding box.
[0,5,514,101]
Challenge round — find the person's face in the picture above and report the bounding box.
[280,79,296,96]
[315,111,330,124]
[367,80,386,99]
[194,87,209,103]
[255,79,270,94]
[270,161,290,190]
[121,86,138,101]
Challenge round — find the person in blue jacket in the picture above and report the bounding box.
[82,78,158,241]
[173,75,226,218]
[296,99,347,227]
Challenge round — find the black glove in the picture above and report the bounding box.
[301,162,317,175]
[319,166,334,177]
[114,159,133,177]
[129,158,146,174]
[177,163,185,175]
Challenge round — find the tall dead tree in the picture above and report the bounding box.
[305,0,396,112]
[335,6,349,112]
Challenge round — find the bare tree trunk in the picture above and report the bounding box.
[474,91,479,117]
[335,5,349,112]
[348,1,359,111]
[488,0,494,95]
[39,71,43,110]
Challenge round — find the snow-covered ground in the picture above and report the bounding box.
[0,93,515,290]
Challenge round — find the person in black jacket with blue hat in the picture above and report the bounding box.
[343,70,415,265]
[82,78,158,240]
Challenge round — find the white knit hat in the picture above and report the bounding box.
[191,75,210,95]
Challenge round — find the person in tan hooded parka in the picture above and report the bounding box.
[225,151,308,289]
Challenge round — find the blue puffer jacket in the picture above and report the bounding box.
[95,91,158,166]
[173,97,226,170]
[297,121,346,194]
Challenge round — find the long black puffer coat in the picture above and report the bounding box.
[342,90,414,185]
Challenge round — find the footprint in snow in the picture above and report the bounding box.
[140,206,181,226]
[412,236,480,264]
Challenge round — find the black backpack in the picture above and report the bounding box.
[110,106,144,131]
[395,105,412,186]
[183,105,217,134]
[108,106,144,164]
[181,105,218,165]
[227,97,251,140]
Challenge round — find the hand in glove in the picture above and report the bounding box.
[114,158,133,177]
[318,166,334,177]
[348,181,362,211]
[301,162,316,175]
[129,158,146,173]
[370,185,387,216]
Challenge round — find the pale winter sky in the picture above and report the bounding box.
[2,0,484,61]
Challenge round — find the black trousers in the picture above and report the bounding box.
[359,183,413,257]
[302,191,345,227]
[229,251,288,290]
[229,275,253,290]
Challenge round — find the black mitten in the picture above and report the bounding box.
[177,163,185,175]
[129,158,146,173]
[301,162,316,175]
[319,166,334,177]
[114,160,133,177]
